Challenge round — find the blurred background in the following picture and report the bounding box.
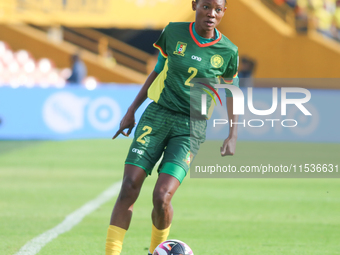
[0,0,339,140]
[1,2,339,254]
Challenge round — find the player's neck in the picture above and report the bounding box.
[194,23,215,39]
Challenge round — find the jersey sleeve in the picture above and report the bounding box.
[222,50,239,97]
[154,52,166,74]
[153,24,169,58]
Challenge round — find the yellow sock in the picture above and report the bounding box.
[105,225,126,255]
[149,224,171,253]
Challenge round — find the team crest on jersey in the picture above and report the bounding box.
[211,54,224,68]
[183,151,194,166]
[173,41,187,56]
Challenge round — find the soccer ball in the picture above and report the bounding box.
[153,239,194,255]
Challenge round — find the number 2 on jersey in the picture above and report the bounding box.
[185,67,198,87]
[136,126,152,144]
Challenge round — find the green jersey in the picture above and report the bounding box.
[148,22,239,118]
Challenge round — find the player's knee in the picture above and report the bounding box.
[153,189,172,212]
[118,178,141,203]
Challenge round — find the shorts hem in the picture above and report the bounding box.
[159,162,187,184]
[125,162,150,176]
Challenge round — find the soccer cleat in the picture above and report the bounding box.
[148,251,152,255]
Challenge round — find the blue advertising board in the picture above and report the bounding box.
[0,85,150,140]
[0,86,339,142]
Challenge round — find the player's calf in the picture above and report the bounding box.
[106,165,146,254]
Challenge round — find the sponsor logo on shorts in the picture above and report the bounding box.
[183,151,194,166]
[132,148,144,155]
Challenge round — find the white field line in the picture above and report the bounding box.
[14,181,122,255]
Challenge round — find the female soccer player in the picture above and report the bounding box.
[106,0,239,254]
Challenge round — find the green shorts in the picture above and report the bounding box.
[125,102,206,183]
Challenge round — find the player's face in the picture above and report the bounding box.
[192,0,226,36]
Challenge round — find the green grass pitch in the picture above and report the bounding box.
[0,140,339,255]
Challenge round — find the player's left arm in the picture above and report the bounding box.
[221,50,239,156]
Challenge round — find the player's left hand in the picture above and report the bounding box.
[220,136,237,156]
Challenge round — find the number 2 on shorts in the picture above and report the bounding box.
[136,126,152,144]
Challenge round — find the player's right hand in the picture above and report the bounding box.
[220,136,237,156]
[112,110,136,139]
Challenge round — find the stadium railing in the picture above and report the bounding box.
[64,27,153,75]
[31,25,154,75]
[260,0,296,27]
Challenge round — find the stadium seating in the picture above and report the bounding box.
[268,0,340,41]
[0,40,97,88]
[1,0,339,84]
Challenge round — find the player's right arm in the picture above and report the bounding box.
[112,70,159,139]
[113,24,168,139]
[221,49,239,156]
